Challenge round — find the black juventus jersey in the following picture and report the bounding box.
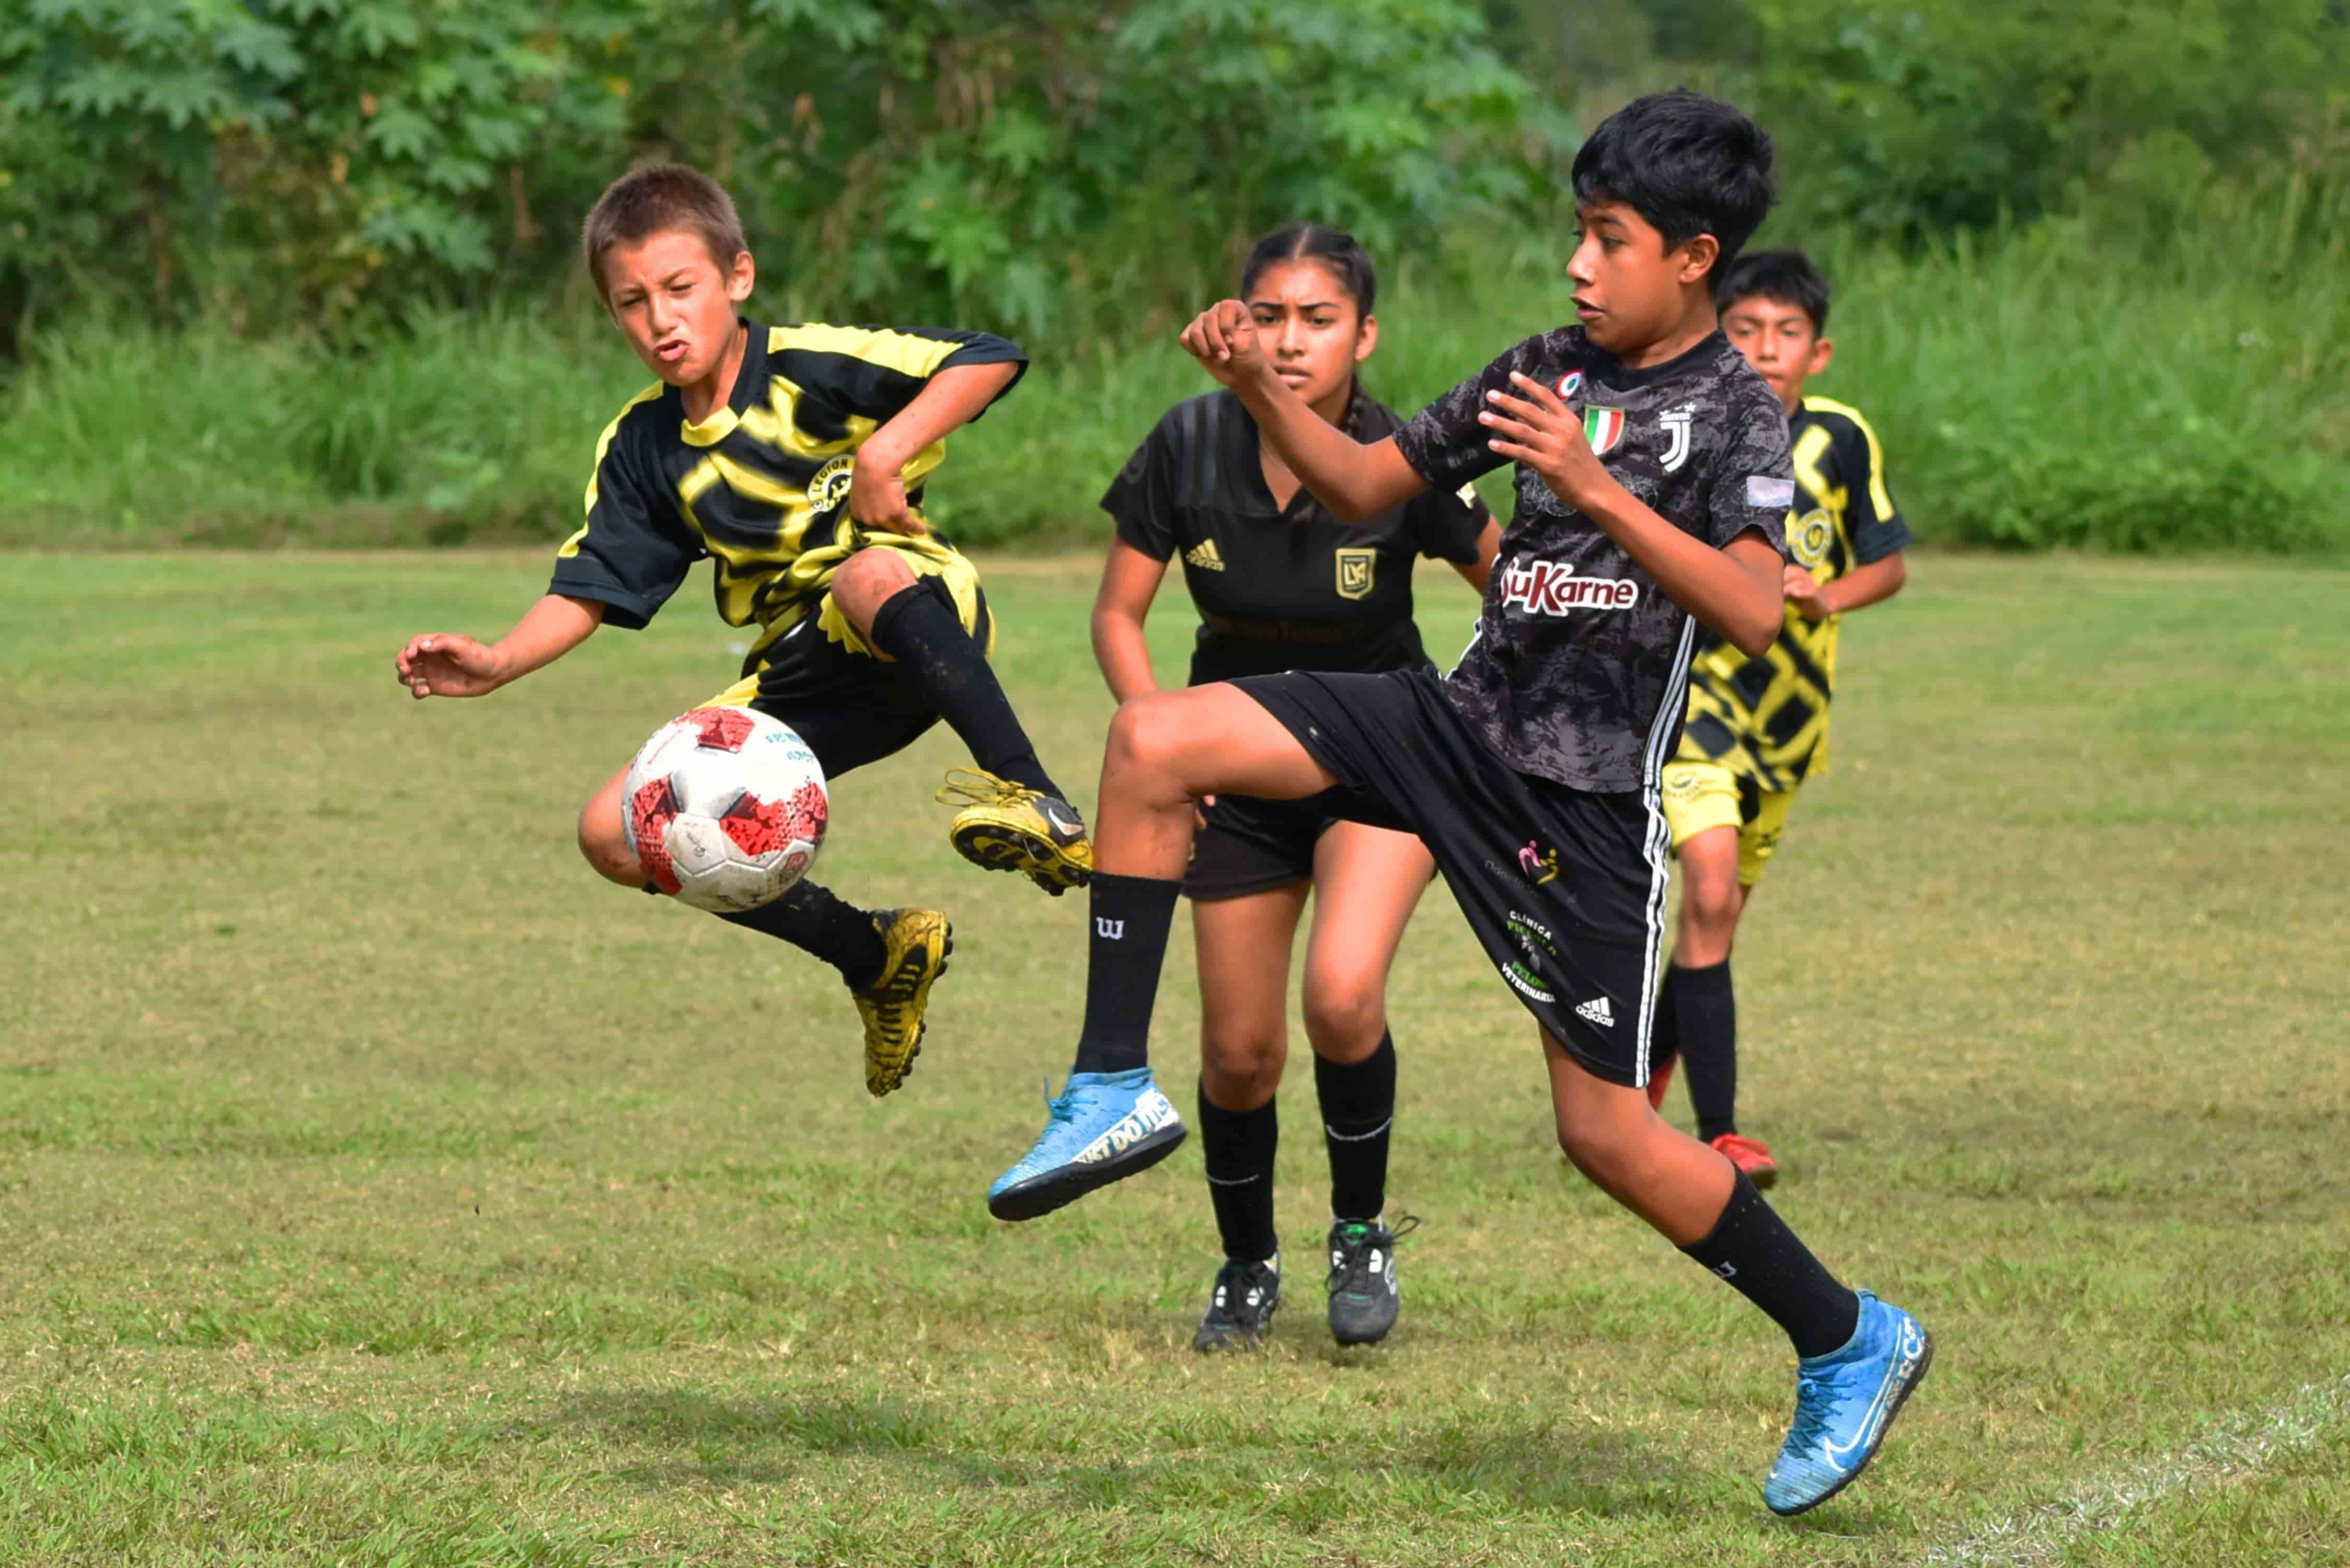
[1395,327,1793,794]
[1678,395,1910,789]
[1103,388,1490,686]
[549,318,1024,658]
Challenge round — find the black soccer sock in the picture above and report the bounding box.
[867,581,1059,798]
[719,880,888,990]
[1315,1031,1397,1224]
[1680,1172,1861,1359]
[1069,872,1183,1076]
[1199,1086,1280,1264]
[1671,959,1738,1142]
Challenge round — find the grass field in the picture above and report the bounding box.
[3,550,2347,1566]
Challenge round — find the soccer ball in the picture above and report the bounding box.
[623,707,828,913]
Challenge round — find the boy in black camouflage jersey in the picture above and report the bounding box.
[993,93,1931,1516]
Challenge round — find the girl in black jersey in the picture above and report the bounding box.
[1093,225,1500,1351]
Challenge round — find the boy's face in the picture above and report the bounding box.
[1565,199,1718,356]
[602,229,756,388]
[1721,293,1832,412]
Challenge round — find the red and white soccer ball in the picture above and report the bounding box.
[623,707,828,913]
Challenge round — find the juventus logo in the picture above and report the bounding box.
[1095,917,1125,940]
[1660,408,1694,473]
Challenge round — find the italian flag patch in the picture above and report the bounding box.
[1583,406,1627,455]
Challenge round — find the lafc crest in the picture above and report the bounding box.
[1335,547,1376,601]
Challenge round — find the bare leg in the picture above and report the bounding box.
[1193,883,1310,1266]
[1298,824,1432,1065]
[1542,1028,1735,1245]
[1096,686,1340,878]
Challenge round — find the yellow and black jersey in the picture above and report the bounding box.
[1678,395,1909,789]
[549,318,1026,664]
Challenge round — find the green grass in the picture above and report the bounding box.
[4,216,2346,554]
[2,550,2348,1564]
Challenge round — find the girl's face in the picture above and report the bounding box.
[1245,259,1377,414]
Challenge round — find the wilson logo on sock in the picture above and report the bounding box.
[1095,917,1124,940]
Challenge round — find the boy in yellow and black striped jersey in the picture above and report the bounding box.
[1651,249,1911,1184]
[394,164,1091,1098]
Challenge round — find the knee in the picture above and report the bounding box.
[1552,1103,1643,1188]
[1105,694,1200,795]
[1201,1030,1285,1106]
[1300,974,1385,1059]
[1678,878,1741,942]
[577,801,643,885]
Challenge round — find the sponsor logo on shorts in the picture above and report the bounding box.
[1516,839,1560,884]
[1500,560,1640,616]
[1501,908,1559,1003]
[1575,995,1615,1029]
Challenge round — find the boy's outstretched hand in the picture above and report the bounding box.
[395,634,505,699]
[1179,300,1268,389]
[1480,372,1618,512]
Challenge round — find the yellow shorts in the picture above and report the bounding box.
[1660,759,1797,889]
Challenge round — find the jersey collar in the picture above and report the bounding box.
[679,318,768,447]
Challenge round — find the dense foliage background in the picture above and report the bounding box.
[4,0,2346,549]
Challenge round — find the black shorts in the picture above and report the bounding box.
[1184,792,1334,901]
[1232,667,1666,1088]
[730,577,992,780]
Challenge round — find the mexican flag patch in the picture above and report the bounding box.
[1583,406,1627,455]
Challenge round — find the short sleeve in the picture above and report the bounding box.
[1392,338,1540,492]
[548,406,701,631]
[1100,418,1180,561]
[771,324,1028,426]
[1703,396,1795,559]
[1402,475,1492,564]
[1831,409,1912,564]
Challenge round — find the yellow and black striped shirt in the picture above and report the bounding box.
[1677,395,1908,790]
[550,318,1025,661]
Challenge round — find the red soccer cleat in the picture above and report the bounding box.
[1709,1131,1778,1187]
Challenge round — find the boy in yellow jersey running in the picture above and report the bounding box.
[1651,249,1910,1181]
[394,165,1092,1097]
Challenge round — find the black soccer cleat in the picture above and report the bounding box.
[1326,1215,1418,1347]
[1193,1256,1282,1353]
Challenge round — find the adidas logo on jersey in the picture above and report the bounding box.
[1185,539,1226,571]
[1575,995,1615,1028]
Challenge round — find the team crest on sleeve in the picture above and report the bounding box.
[1334,547,1377,601]
[809,454,856,515]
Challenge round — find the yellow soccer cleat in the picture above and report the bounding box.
[851,908,953,1097]
[935,769,1095,896]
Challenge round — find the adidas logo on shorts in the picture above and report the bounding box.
[1575,995,1615,1028]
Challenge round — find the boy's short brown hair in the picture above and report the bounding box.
[581,163,749,303]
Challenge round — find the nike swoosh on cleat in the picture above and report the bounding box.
[1822,1323,1925,1470]
[1073,1094,1178,1164]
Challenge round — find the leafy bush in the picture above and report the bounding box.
[4,208,2343,556]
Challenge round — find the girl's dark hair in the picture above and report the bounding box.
[1239,223,1377,317]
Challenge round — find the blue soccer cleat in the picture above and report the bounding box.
[1765,1290,1933,1516]
[988,1067,1187,1221]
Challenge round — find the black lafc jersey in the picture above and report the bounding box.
[1395,328,1793,793]
[1103,388,1490,685]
